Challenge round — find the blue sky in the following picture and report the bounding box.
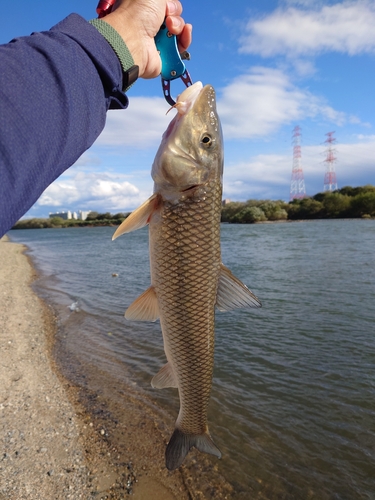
[2,0,375,217]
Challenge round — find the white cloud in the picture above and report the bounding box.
[218,67,350,139]
[94,70,334,146]
[223,154,291,200]
[283,0,323,6]
[95,96,172,149]
[240,1,375,58]
[291,59,317,77]
[37,171,148,213]
[92,71,359,155]
[355,134,375,141]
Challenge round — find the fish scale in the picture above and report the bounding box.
[150,180,222,437]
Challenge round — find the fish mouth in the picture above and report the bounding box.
[175,82,204,115]
[181,185,199,192]
[175,83,216,118]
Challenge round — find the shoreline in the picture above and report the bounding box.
[10,216,375,233]
[0,236,194,499]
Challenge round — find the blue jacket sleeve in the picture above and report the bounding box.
[0,14,128,237]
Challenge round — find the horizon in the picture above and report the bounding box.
[17,182,375,222]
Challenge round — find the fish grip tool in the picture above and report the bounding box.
[95,0,193,105]
[154,21,193,106]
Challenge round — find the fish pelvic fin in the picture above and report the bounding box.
[112,194,160,240]
[151,362,178,389]
[125,286,159,321]
[216,264,262,311]
[165,428,221,471]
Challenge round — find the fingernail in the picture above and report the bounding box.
[167,1,177,14]
[171,16,181,29]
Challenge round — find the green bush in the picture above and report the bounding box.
[232,206,267,223]
[350,191,375,217]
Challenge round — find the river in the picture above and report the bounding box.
[9,219,375,499]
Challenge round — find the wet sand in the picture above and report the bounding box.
[0,236,193,499]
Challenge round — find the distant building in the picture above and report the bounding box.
[78,211,91,221]
[49,211,71,220]
[222,199,231,206]
[49,210,90,220]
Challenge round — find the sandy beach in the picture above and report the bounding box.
[0,236,220,500]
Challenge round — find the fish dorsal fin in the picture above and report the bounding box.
[112,194,159,240]
[125,286,159,321]
[216,264,262,311]
[151,362,178,389]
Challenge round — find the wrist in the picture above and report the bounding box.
[100,10,163,79]
[89,18,139,91]
[98,12,147,77]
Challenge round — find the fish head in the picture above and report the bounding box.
[152,82,223,201]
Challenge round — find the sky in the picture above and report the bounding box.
[1,0,375,217]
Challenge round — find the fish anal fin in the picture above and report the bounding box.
[112,194,159,240]
[151,362,178,389]
[125,286,159,322]
[216,264,262,311]
[165,428,221,471]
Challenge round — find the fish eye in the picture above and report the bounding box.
[201,134,213,148]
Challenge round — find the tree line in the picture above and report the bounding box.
[12,185,375,229]
[221,185,375,223]
[12,211,129,229]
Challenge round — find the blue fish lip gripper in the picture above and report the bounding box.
[154,21,193,106]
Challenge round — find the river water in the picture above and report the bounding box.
[9,220,375,499]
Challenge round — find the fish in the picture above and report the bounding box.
[112,82,261,470]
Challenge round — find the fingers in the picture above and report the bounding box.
[166,1,183,17]
[177,23,192,53]
[167,15,183,31]
[165,1,184,34]
[165,1,192,53]
[165,20,192,53]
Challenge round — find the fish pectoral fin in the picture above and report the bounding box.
[151,362,178,389]
[216,264,262,311]
[125,286,159,321]
[165,428,221,471]
[112,194,159,240]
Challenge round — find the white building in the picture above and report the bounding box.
[49,211,71,220]
[78,211,91,221]
[49,210,90,220]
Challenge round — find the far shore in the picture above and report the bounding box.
[10,216,375,233]
[11,184,375,229]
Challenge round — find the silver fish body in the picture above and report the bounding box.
[113,83,261,470]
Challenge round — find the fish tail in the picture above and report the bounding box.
[165,428,221,470]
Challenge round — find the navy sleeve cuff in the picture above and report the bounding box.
[51,14,129,110]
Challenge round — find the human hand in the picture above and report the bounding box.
[102,0,192,79]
